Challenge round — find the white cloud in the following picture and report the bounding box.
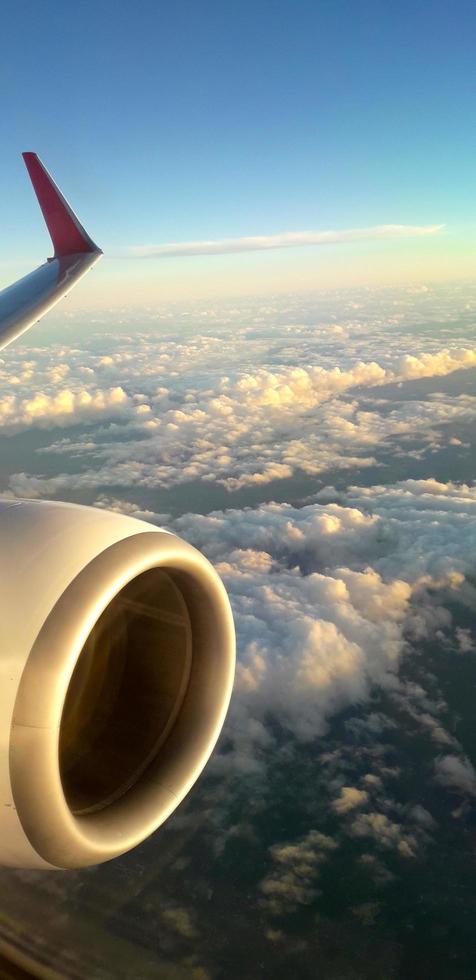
[1,291,474,805]
[5,343,476,497]
[170,478,476,768]
[2,285,475,909]
[333,786,369,814]
[455,626,474,653]
[0,386,131,431]
[2,284,476,504]
[434,754,476,796]
[93,495,169,523]
[259,830,337,915]
[160,906,197,940]
[409,805,436,829]
[124,224,444,259]
[350,812,418,858]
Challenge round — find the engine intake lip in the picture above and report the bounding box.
[9,530,235,869]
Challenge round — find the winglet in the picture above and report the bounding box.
[22,152,101,258]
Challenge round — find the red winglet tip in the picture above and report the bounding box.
[22,152,99,258]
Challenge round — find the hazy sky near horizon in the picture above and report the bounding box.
[1,0,476,303]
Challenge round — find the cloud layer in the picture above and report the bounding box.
[3,313,476,501]
[3,285,476,964]
[173,478,476,770]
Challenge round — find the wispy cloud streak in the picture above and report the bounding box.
[123,224,444,259]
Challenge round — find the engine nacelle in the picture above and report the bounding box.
[0,500,235,869]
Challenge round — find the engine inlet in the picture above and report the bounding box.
[60,569,192,815]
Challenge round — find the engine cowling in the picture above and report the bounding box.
[0,500,235,869]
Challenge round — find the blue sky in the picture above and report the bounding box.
[1,0,475,301]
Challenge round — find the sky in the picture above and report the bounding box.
[1,0,476,304]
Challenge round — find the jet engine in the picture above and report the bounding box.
[0,500,235,869]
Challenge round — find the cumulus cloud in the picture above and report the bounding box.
[1,284,476,501]
[0,386,131,431]
[169,478,476,768]
[0,294,476,924]
[434,754,476,796]
[230,346,476,414]
[455,626,474,653]
[333,786,369,814]
[259,830,337,915]
[93,495,170,523]
[350,812,418,858]
[1,293,474,792]
[7,344,476,496]
[2,285,476,943]
[160,905,198,940]
[124,224,444,259]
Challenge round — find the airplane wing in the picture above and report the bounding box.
[0,153,102,353]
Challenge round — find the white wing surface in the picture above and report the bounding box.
[0,153,102,352]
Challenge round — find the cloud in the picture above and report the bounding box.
[93,495,170,523]
[434,754,476,796]
[1,295,474,784]
[124,224,444,259]
[168,477,476,770]
[6,476,467,775]
[259,830,338,915]
[2,285,476,504]
[0,386,131,431]
[333,786,369,814]
[350,812,418,858]
[160,906,198,940]
[455,626,474,653]
[5,341,476,498]
[3,286,476,955]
